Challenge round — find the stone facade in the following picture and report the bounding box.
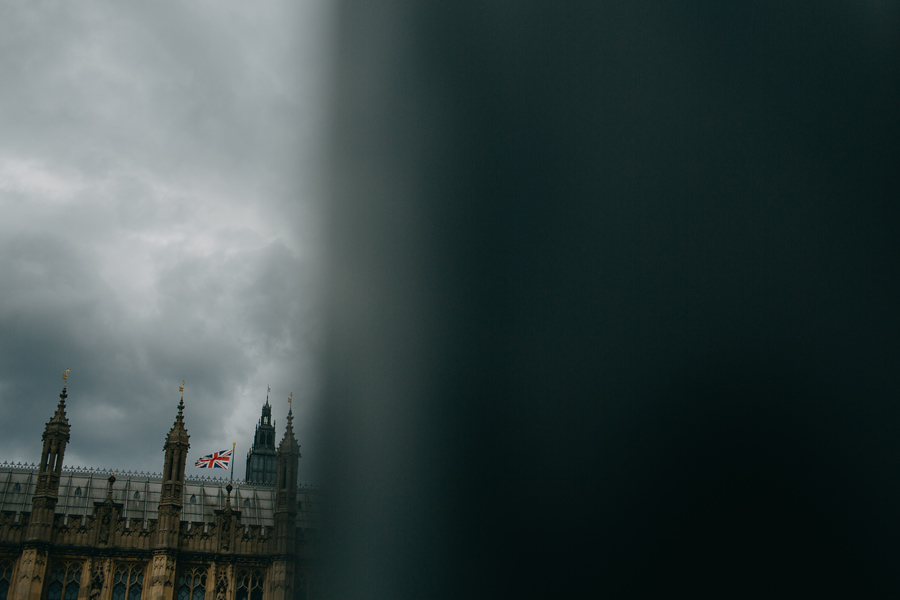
[0,386,319,600]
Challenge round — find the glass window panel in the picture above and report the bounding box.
[47,581,62,600]
[64,583,80,600]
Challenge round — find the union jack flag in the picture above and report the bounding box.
[194,449,232,469]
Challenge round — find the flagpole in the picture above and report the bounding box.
[231,441,235,483]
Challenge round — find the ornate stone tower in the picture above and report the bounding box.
[149,381,190,600]
[271,395,301,600]
[16,372,72,600]
[28,378,70,542]
[245,392,277,484]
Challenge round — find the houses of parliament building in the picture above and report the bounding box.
[0,381,320,600]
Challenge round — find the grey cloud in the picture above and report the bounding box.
[0,0,329,483]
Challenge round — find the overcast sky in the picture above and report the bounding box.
[0,1,332,483]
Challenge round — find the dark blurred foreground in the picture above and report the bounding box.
[319,2,900,596]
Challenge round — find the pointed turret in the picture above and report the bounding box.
[38,385,71,484]
[274,394,301,553]
[28,371,72,543]
[278,401,301,457]
[245,387,278,484]
[19,374,72,600]
[155,381,190,549]
[271,393,301,599]
[46,386,70,430]
[148,381,191,598]
[262,395,272,424]
[161,382,190,501]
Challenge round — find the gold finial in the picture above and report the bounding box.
[179,380,185,393]
[61,368,70,388]
[288,392,292,404]
[268,384,271,393]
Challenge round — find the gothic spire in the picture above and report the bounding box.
[246,391,278,484]
[48,386,69,428]
[165,380,190,448]
[33,369,72,518]
[48,369,71,429]
[278,392,299,454]
[159,381,191,510]
[159,380,190,517]
[259,390,273,425]
[274,391,300,554]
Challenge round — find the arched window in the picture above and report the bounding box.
[176,566,206,600]
[190,494,197,504]
[13,483,20,492]
[45,561,81,600]
[133,491,140,499]
[0,558,13,600]
[74,487,82,496]
[235,568,264,600]
[111,563,143,600]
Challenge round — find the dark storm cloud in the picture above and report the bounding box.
[0,1,331,482]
